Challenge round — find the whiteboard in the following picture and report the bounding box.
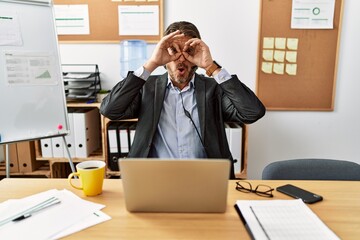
[0,0,69,144]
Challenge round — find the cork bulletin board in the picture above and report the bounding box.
[53,0,163,43]
[256,0,344,111]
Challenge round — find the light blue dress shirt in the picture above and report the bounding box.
[133,67,231,158]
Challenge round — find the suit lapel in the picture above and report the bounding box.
[153,73,168,131]
[194,74,206,143]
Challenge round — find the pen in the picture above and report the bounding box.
[0,196,61,226]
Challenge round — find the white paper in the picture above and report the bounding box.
[236,199,340,240]
[53,210,111,239]
[118,5,159,35]
[0,189,111,240]
[0,11,23,46]
[291,0,335,29]
[54,5,90,35]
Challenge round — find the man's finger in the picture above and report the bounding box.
[170,52,183,62]
[173,42,181,54]
[185,38,202,47]
[162,30,180,41]
[182,51,194,63]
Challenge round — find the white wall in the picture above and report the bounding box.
[59,0,360,179]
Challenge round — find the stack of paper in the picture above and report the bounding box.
[235,199,339,240]
[0,189,111,239]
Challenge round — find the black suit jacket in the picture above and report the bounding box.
[100,72,265,179]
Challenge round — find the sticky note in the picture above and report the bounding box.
[286,64,297,75]
[273,63,284,74]
[262,62,273,74]
[275,38,286,49]
[286,51,297,63]
[263,37,274,49]
[262,50,274,61]
[274,50,285,62]
[287,38,299,50]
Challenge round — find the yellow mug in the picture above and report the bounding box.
[68,160,106,196]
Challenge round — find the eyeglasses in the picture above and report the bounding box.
[235,181,274,198]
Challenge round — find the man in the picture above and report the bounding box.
[100,21,265,179]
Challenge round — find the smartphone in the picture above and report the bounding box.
[276,184,323,204]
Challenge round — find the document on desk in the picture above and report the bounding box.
[235,199,339,240]
[0,189,111,239]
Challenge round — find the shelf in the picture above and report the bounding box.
[4,101,249,179]
[0,162,51,178]
[33,102,107,178]
[66,102,101,108]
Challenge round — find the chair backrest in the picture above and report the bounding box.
[262,159,360,180]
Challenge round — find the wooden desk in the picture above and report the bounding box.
[0,179,359,239]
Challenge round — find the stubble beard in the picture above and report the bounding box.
[168,63,196,86]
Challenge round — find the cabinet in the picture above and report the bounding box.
[0,102,105,178]
[1,142,51,178]
[38,102,107,178]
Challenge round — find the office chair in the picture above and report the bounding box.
[262,158,360,180]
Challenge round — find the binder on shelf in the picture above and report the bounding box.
[224,123,231,147]
[51,136,64,158]
[129,123,137,148]
[63,109,76,158]
[40,138,53,158]
[106,121,137,171]
[226,122,243,174]
[17,141,41,173]
[107,122,120,171]
[119,122,131,157]
[5,143,20,173]
[73,108,100,158]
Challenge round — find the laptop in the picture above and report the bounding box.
[119,158,230,213]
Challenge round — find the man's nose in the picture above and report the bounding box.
[177,54,186,62]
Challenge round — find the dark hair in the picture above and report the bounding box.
[164,21,201,39]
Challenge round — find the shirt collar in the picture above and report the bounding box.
[167,74,195,91]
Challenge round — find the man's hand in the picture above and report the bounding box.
[144,30,184,73]
[182,38,214,70]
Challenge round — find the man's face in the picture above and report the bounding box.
[165,36,197,87]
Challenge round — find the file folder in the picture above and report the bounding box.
[129,123,137,148]
[40,138,53,158]
[227,122,243,174]
[17,141,41,173]
[107,122,120,171]
[224,123,231,146]
[5,144,20,173]
[118,122,131,157]
[106,122,137,171]
[73,108,100,158]
[63,109,76,158]
[52,137,64,158]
